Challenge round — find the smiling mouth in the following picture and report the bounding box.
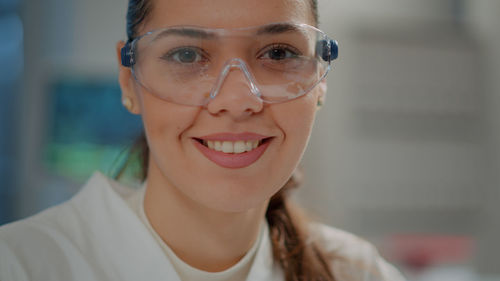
[194,138,271,154]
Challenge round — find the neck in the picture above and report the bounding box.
[143,165,268,272]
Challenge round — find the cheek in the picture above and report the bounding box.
[138,92,200,146]
[269,92,318,180]
[274,93,317,139]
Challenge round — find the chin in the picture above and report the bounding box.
[192,181,278,213]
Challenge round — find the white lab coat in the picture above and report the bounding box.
[0,172,406,281]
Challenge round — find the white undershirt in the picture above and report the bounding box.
[125,185,264,281]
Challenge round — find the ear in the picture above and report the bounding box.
[116,41,141,115]
[317,78,327,105]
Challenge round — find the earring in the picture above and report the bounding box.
[122,97,133,111]
[317,99,324,108]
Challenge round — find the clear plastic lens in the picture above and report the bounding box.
[131,23,332,106]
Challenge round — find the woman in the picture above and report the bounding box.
[0,0,406,280]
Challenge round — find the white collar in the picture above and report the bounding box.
[71,172,283,281]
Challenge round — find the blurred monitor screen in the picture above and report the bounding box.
[43,78,143,183]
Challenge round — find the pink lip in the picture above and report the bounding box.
[192,134,272,169]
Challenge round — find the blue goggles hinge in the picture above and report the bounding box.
[121,41,135,67]
[317,39,339,62]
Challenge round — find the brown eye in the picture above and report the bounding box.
[269,48,288,60]
[261,44,300,60]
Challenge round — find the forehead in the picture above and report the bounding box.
[143,0,313,32]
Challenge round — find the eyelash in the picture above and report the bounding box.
[258,43,301,59]
[160,43,301,64]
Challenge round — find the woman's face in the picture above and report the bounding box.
[119,0,325,212]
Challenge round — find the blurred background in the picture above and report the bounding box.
[0,0,499,280]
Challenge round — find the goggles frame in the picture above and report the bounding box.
[120,22,339,105]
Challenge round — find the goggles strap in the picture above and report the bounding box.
[121,41,134,67]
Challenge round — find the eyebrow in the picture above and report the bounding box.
[153,28,217,40]
[149,23,301,42]
[256,23,301,35]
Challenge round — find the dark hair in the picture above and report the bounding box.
[126,0,319,40]
[119,1,335,280]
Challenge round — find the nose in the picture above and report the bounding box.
[206,58,264,119]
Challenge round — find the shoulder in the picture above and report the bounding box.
[0,172,132,281]
[309,223,407,281]
[0,171,114,244]
[0,199,80,280]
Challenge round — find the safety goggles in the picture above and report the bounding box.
[121,22,338,106]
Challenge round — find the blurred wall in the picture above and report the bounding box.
[299,0,500,274]
[17,0,126,217]
[0,0,22,224]
[10,0,500,276]
[465,0,500,274]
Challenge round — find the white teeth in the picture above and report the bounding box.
[252,140,259,149]
[204,140,263,154]
[234,141,246,153]
[222,141,233,153]
[245,141,253,152]
[214,141,222,151]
